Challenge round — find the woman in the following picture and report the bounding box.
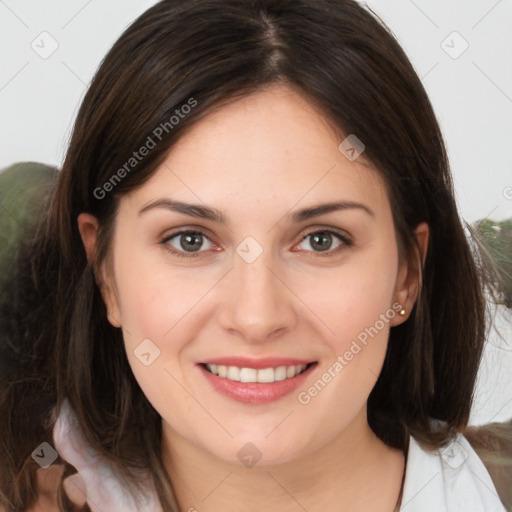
[0,0,509,510]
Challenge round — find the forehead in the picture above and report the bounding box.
[121,85,390,222]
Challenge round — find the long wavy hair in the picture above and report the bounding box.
[0,0,490,509]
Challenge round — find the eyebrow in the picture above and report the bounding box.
[138,198,374,224]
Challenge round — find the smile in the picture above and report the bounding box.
[204,363,309,383]
[199,360,317,404]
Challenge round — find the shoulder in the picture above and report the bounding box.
[400,433,507,511]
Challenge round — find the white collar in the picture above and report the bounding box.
[53,401,506,511]
[53,400,164,512]
[400,433,506,511]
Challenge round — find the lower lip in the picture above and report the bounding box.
[199,363,317,404]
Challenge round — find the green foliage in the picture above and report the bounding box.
[472,218,512,308]
[0,162,58,297]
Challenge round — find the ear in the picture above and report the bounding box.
[77,213,122,328]
[390,222,429,326]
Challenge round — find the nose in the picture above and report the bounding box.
[218,247,297,344]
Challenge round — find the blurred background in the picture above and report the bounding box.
[0,0,511,425]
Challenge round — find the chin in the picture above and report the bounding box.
[207,432,312,467]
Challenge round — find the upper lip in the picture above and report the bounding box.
[199,357,317,369]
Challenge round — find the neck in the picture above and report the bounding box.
[162,409,406,512]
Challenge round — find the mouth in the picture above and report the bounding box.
[202,362,312,383]
[197,359,318,404]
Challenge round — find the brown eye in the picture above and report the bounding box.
[296,230,352,256]
[161,230,214,258]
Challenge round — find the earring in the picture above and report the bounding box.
[399,309,406,316]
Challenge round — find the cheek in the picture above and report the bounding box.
[295,277,397,444]
[114,259,198,422]
[297,245,399,406]
[302,246,398,349]
[112,246,210,348]
[111,249,221,409]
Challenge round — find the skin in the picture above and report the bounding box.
[78,84,428,511]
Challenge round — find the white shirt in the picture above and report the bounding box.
[53,401,507,512]
[400,434,506,511]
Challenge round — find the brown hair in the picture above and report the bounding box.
[465,421,512,509]
[0,0,489,509]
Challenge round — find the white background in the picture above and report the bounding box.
[0,0,511,424]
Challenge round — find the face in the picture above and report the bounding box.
[79,84,424,466]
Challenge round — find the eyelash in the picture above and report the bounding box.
[159,228,353,259]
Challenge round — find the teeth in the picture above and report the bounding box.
[274,366,287,381]
[205,363,308,383]
[227,366,241,381]
[257,367,275,383]
[239,367,257,383]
